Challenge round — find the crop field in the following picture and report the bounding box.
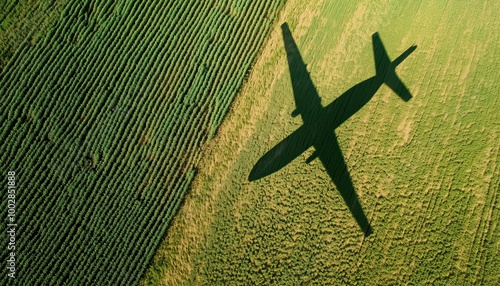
[0,0,69,71]
[0,0,284,284]
[145,0,499,285]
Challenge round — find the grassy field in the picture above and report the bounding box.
[145,0,499,284]
[0,0,283,284]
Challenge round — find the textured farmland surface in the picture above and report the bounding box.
[0,0,69,70]
[0,0,283,284]
[146,0,499,284]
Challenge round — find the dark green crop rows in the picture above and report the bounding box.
[0,0,283,284]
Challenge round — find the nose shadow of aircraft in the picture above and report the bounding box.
[249,22,417,237]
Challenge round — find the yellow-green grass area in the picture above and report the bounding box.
[0,0,69,71]
[145,0,499,285]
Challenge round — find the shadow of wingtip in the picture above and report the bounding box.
[364,225,373,237]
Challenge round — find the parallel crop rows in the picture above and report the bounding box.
[0,0,283,284]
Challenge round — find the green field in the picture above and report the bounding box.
[1,0,498,285]
[145,0,499,285]
[0,0,283,284]
[0,0,69,71]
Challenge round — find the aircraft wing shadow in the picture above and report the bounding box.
[281,22,323,123]
[316,132,372,236]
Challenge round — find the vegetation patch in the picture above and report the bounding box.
[145,0,499,284]
[0,0,284,284]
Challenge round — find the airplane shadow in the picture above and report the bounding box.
[249,22,416,237]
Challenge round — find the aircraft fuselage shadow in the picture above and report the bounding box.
[249,22,416,237]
